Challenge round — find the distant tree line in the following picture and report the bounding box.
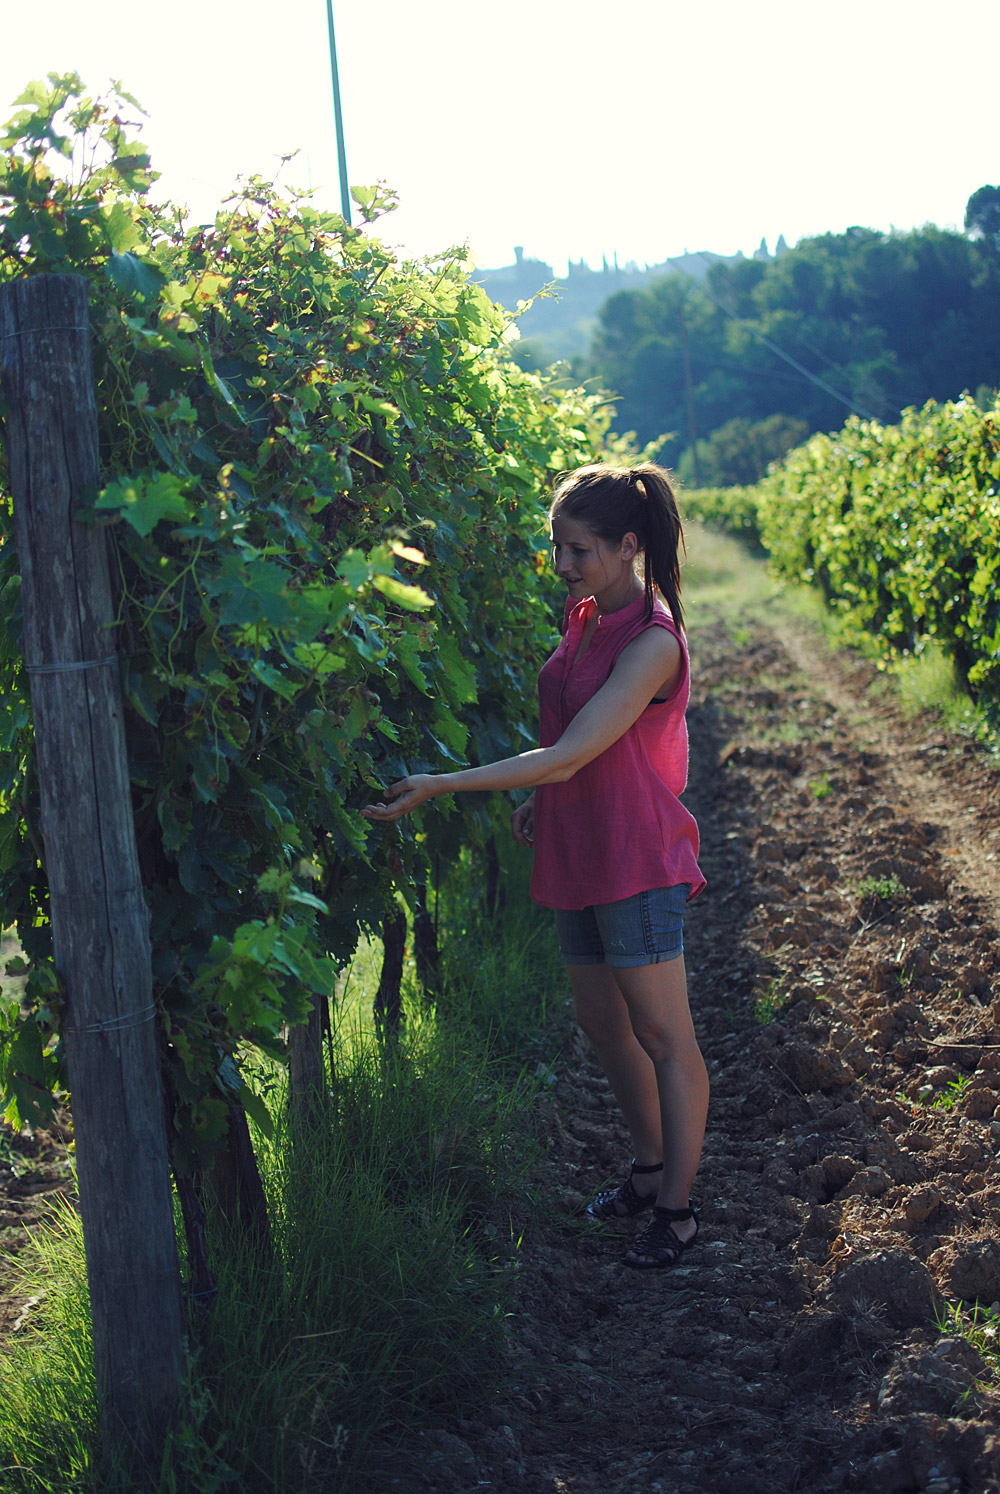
[585,192,1000,486]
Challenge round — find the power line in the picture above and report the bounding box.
[689,354,820,388]
[670,253,880,422]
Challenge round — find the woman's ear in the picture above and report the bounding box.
[621,530,639,563]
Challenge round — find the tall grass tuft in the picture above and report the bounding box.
[0,1201,100,1489]
[0,859,567,1492]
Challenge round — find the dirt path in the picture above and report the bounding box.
[391,571,1000,1492]
[771,611,1000,929]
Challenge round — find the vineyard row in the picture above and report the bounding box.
[684,394,1000,716]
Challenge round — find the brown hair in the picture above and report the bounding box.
[549,463,685,630]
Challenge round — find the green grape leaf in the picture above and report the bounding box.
[107,249,166,300]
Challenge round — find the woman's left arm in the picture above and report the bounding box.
[362,628,681,821]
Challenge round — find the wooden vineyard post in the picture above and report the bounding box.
[0,276,185,1460]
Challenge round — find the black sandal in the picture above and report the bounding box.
[585,1160,663,1220]
[623,1202,699,1270]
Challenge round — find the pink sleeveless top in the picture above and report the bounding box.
[529,593,705,911]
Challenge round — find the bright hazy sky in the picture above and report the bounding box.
[3,0,998,276]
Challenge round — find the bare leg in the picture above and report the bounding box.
[566,963,662,1176]
[612,954,709,1260]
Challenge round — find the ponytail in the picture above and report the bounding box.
[550,462,686,630]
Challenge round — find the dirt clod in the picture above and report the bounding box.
[928,1236,1000,1303]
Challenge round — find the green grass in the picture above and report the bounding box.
[857,872,908,906]
[0,1202,98,1489]
[0,860,568,1493]
[932,1075,973,1112]
[887,640,998,754]
[890,639,968,720]
[682,522,779,620]
[937,1300,1000,1383]
[752,977,788,1026]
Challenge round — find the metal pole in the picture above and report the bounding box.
[325,0,352,224]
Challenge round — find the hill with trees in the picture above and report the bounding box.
[584,211,1000,485]
[477,242,757,362]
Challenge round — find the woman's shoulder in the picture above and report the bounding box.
[609,611,682,673]
[612,603,687,699]
[618,598,684,650]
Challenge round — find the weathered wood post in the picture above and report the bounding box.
[0,275,185,1460]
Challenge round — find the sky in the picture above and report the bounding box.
[2,0,998,277]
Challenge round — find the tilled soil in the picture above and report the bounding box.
[391,608,1000,1494]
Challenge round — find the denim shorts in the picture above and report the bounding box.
[554,884,690,968]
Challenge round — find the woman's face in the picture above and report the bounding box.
[549,513,637,608]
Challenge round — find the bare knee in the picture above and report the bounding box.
[629,1024,672,1064]
[575,1004,634,1051]
[569,966,634,1051]
[630,1023,702,1069]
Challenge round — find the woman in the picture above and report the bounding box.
[363,463,708,1269]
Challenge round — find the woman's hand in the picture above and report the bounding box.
[362,774,438,823]
[511,794,535,847]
